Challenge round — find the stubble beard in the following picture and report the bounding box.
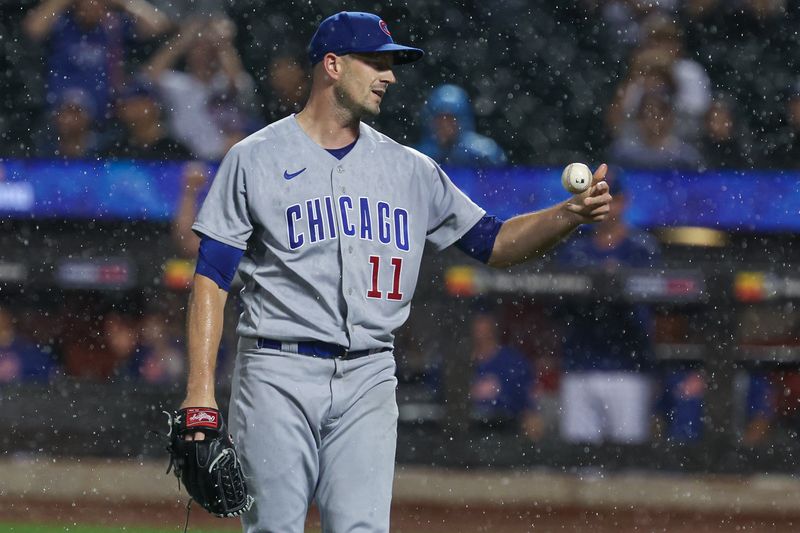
[334,82,380,123]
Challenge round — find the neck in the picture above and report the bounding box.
[295,91,360,149]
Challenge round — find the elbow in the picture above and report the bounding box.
[486,246,513,269]
[486,255,506,269]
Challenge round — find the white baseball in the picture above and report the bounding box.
[561,163,593,194]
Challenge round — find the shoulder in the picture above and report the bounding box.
[226,116,304,159]
[361,123,435,164]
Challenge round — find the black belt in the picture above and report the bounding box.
[256,338,383,360]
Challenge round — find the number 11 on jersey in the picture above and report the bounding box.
[367,256,403,301]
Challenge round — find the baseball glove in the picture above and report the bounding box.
[163,407,254,518]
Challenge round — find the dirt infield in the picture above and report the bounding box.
[3,459,800,532]
[1,497,798,533]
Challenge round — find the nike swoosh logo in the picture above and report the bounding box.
[284,168,307,180]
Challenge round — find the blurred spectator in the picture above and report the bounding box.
[103,80,193,159]
[738,370,775,446]
[143,15,259,160]
[609,89,704,170]
[23,0,170,123]
[259,51,310,124]
[555,171,661,445]
[35,87,103,159]
[469,311,542,440]
[149,0,226,23]
[130,311,184,383]
[63,311,140,381]
[601,0,679,57]
[763,81,800,169]
[699,94,754,170]
[773,369,800,436]
[416,84,506,167]
[688,0,799,166]
[658,368,774,445]
[0,306,55,383]
[659,368,706,442]
[608,13,711,143]
[171,162,210,257]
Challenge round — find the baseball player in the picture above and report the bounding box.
[180,11,612,533]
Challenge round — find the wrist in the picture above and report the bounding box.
[560,200,584,227]
[180,395,218,409]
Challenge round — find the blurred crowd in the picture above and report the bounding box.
[0,0,799,168]
[2,0,800,450]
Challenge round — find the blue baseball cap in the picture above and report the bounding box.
[308,12,424,66]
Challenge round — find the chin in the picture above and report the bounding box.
[359,103,381,118]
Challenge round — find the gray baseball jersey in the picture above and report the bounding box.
[193,115,484,350]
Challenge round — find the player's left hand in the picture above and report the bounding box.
[564,163,612,223]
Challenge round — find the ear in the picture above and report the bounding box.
[321,53,344,80]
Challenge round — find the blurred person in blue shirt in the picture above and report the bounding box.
[35,87,104,159]
[469,310,542,440]
[0,306,56,383]
[23,0,170,123]
[659,368,705,442]
[555,169,662,444]
[416,84,507,167]
[659,368,774,445]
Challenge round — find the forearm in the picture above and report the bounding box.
[172,190,202,258]
[143,29,193,80]
[23,0,72,41]
[487,200,580,268]
[183,274,228,408]
[218,43,246,83]
[112,0,170,36]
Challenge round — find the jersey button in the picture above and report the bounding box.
[348,246,353,254]
[347,288,353,295]
[336,166,344,174]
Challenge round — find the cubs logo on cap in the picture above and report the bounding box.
[308,11,424,65]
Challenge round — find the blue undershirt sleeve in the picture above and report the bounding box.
[195,235,245,292]
[454,215,505,264]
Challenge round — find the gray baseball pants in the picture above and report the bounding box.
[229,338,398,533]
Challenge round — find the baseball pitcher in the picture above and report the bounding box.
[178,11,612,533]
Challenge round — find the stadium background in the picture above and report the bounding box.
[2,0,800,531]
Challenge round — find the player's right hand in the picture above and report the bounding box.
[564,163,612,223]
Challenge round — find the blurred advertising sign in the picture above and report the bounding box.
[0,160,798,232]
[623,270,706,303]
[735,272,800,302]
[445,266,592,297]
[446,266,705,304]
[56,259,135,289]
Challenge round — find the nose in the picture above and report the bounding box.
[382,68,396,85]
